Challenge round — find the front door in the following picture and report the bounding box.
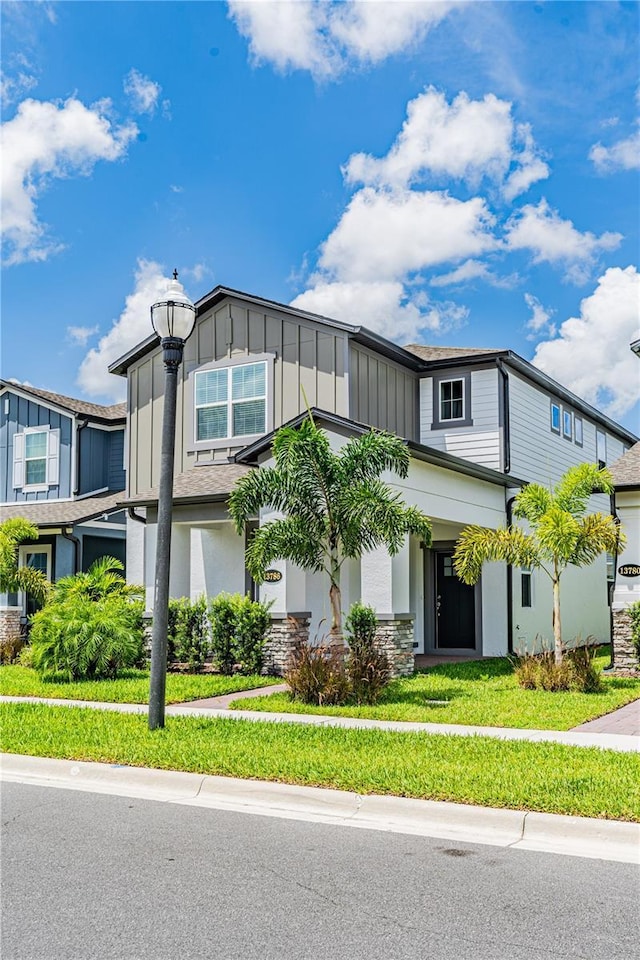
[435,551,476,650]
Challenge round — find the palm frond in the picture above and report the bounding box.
[453,526,540,584]
[513,484,552,524]
[554,463,614,516]
[571,513,625,565]
[339,430,410,485]
[245,516,325,580]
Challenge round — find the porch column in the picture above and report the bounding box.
[189,524,246,600]
[169,524,190,599]
[259,509,310,676]
[360,540,414,677]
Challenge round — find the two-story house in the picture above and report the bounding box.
[109,285,637,674]
[0,381,127,637]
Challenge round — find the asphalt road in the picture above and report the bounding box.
[1,782,637,960]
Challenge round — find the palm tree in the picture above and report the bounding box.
[228,415,432,639]
[453,463,624,664]
[0,518,49,604]
[51,556,142,604]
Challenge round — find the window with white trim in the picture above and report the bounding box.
[562,409,572,440]
[550,402,560,434]
[574,416,583,446]
[521,568,533,608]
[18,545,52,616]
[439,378,465,422]
[195,361,267,442]
[13,427,60,490]
[596,430,607,467]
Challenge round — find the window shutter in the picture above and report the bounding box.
[46,429,60,485]
[13,433,25,488]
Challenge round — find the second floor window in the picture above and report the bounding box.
[597,430,607,467]
[563,409,572,440]
[195,361,267,442]
[13,427,59,491]
[439,379,464,422]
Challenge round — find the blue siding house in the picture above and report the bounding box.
[0,381,127,629]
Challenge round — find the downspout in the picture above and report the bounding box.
[497,359,511,474]
[506,495,517,655]
[127,506,146,525]
[608,491,620,670]
[73,419,89,496]
[61,527,81,575]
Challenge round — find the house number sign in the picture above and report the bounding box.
[618,564,640,578]
[264,569,283,583]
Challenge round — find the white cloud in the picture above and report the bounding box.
[0,68,38,107]
[291,280,468,341]
[77,259,173,401]
[505,199,622,284]
[123,68,162,116]
[227,0,455,79]
[1,96,138,265]
[318,188,496,283]
[532,266,640,417]
[524,292,555,339]
[170,184,183,193]
[430,259,491,287]
[66,324,99,347]
[590,130,640,173]
[343,88,548,198]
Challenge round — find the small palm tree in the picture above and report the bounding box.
[51,556,142,604]
[453,464,624,664]
[0,518,49,604]
[229,415,432,639]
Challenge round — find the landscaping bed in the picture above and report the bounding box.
[0,665,276,705]
[229,655,640,730]
[1,702,638,821]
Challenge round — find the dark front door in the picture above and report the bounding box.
[435,551,476,650]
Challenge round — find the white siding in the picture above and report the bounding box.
[508,370,629,485]
[420,368,501,469]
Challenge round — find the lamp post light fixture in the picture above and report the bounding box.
[148,270,196,730]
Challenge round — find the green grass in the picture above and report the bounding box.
[1,702,638,821]
[230,655,640,730]
[0,665,276,704]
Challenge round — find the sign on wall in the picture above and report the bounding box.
[263,569,283,583]
[618,563,640,578]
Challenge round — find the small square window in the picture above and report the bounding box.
[440,379,464,421]
[574,417,583,446]
[563,410,572,440]
[550,403,560,433]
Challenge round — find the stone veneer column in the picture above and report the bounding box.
[262,613,311,676]
[612,608,639,673]
[360,541,415,678]
[0,607,22,647]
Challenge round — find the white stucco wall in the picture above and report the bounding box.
[613,491,640,610]
[189,523,246,601]
[480,561,509,657]
[125,514,145,588]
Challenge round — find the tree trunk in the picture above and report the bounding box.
[552,564,562,665]
[328,559,343,645]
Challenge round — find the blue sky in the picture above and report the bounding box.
[1,1,639,432]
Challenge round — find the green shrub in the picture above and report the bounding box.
[209,593,271,675]
[345,602,390,705]
[168,596,209,670]
[629,601,640,660]
[30,596,145,681]
[0,632,25,665]
[286,642,350,706]
[29,557,145,681]
[18,644,34,669]
[514,641,602,693]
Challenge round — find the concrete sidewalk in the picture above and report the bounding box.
[2,693,639,752]
[2,753,638,865]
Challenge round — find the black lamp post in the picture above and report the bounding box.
[148,270,196,730]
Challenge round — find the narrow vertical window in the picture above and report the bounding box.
[574,417,583,446]
[550,402,560,434]
[521,569,532,608]
[562,409,572,440]
[596,430,607,467]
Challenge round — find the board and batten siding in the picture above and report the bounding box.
[126,296,348,498]
[508,370,627,487]
[0,391,73,502]
[348,343,417,440]
[419,367,502,470]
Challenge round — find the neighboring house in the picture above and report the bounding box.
[610,442,640,671]
[109,286,637,674]
[0,381,127,635]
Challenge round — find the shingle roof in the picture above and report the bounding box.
[610,443,640,488]
[0,491,126,527]
[0,381,126,421]
[403,344,505,362]
[123,463,253,506]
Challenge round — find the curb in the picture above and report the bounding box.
[2,753,638,865]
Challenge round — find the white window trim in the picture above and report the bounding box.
[562,408,572,441]
[550,401,561,434]
[439,377,466,423]
[188,353,275,452]
[17,544,52,613]
[574,416,583,447]
[596,430,607,466]
[14,426,60,493]
[520,567,533,608]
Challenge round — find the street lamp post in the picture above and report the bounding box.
[148,270,196,730]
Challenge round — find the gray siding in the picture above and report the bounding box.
[419,367,502,469]
[108,431,126,491]
[508,370,628,486]
[78,427,108,495]
[0,391,72,502]
[348,343,417,440]
[126,296,348,497]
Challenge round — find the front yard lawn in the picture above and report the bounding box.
[229,654,640,730]
[0,665,276,704]
[2,702,638,821]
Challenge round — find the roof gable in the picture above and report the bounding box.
[0,380,126,423]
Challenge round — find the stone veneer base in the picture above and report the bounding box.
[611,608,640,674]
[0,607,22,646]
[263,616,311,676]
[374,618,415,678]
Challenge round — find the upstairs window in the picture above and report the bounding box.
[550,402,560,434]
[562,409,572,440]
[13,427,59,491]
[574,416,583,447]
[439,379,464,422]
[596,430,607,467]
[195,361,267,442]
